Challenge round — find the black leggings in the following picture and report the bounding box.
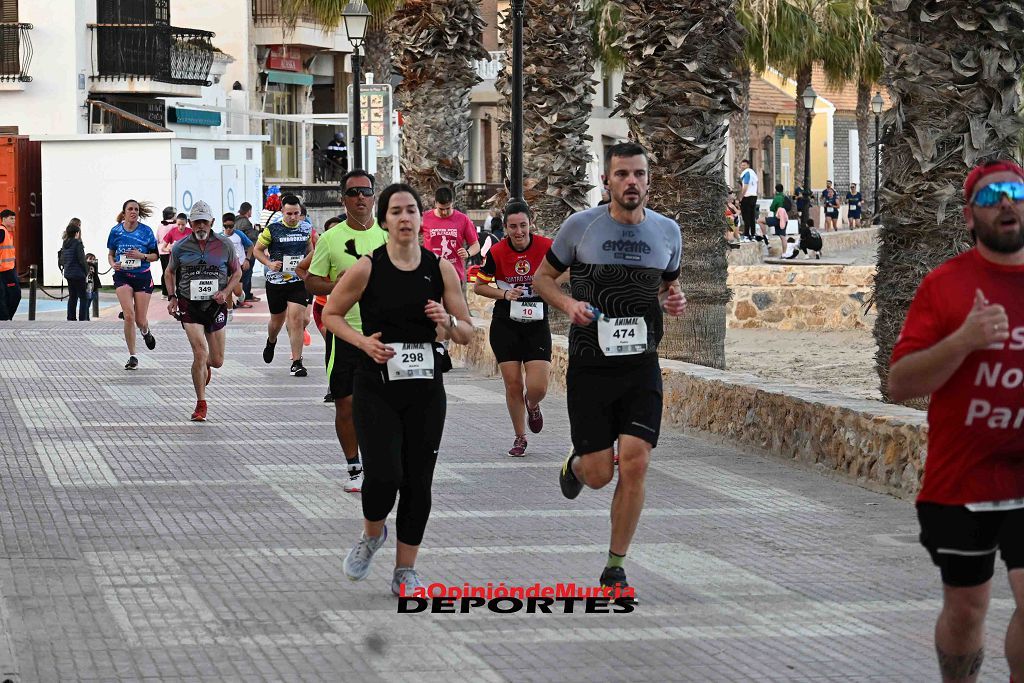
[159,254,170,296]
[352,371,446,546]
[740,196,758,237]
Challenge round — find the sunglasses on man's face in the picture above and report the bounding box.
[973,181,1024,208]
[345,187,374,198]
[223,223,234,228]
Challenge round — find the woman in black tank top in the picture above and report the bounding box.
[322,183,472,596]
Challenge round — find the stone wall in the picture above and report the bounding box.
[728,264,875,330]
[450,321,928,500]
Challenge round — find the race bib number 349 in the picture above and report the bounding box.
[597,316,648,356]
[386,343,435,380]
[190,278,217,301]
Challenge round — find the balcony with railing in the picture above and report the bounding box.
[251,0,351,50]
[87,23,215,98]
[0,22,33,84]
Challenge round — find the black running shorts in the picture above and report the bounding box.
[917,502,1024,587]
[566,355,663,453]
[326,330,361,399]
[488,316,552,364]
[266,281,310,315]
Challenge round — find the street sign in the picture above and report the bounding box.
[346,83,393,158]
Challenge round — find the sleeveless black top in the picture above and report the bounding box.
[359,245,449,376]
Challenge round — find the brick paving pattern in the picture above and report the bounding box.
[0,321,1015,681]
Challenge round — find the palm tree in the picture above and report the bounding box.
[494,1,597,234]
[871,2,1024,404]
[391,0,489,197]
[615,0,745,369]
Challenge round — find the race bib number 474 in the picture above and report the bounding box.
[597,316,648,356]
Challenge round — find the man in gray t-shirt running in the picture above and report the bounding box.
[534,142,687,599]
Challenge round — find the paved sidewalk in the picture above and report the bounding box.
[0,321,1015,681]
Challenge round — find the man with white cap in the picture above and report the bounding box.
[164,200,242,422]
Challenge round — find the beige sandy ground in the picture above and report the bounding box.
[725,325,882,401]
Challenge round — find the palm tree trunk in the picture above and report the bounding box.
[619,0,743,369]
[793,63,811,192]
[496,2,596,235]
[735,62,751,188]
[856,78,872,223]
[391,0,488,198]
[872,2,1024,405]
[364,22,394,184]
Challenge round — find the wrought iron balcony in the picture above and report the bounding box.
[88,23,215,87]
[0,23,34,83]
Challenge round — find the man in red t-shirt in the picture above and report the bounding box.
[889,159,1024,683]
[420,186,479,287]
[474,200,554,457]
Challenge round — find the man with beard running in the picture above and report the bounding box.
[888,160,1024,683]
[303,170,387,493]
[164,201,242,422]
[534,142,686,598]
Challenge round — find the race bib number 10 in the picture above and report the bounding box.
[597,316,648,356]
[510,300,544,322]
[386,343,435,380]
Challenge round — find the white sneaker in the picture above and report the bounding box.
[344,467,363,493]
[344,526,387,581]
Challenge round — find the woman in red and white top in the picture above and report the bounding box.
[473,200,554,457]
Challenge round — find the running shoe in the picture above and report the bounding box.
[343,466,364,493]
[290,359,308,377]
[508,435,527,457]
[526,401,544,433]
[559,449,583,499]
[125,356,138,371]
[303,328,312,346]
[323,391,334,403]
[343,526,387,581]
[599,566,636,602]
[142,330,156,350]
[391,567,425,597]
[263,338,276,364]
[190,400,208,422]
[245,296,261,302]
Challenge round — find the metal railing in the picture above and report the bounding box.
[473,51,504,81]
[275,184,345,208]
[88,23,215,86]
[463,183,503,210]
[0,22,33,83]
[252,0,315,25]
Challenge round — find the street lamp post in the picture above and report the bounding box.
[801,85,817,226]
[510,0,525,201]
[871,91,884,226]
[343,2,371,171]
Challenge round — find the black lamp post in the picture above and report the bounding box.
[510,0,525,202]
[801,85,817,203]
[343,1,371,171]
[871,91,884,226]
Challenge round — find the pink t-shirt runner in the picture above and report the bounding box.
[162,225,193,247]
[421,208,478,282]
[891,249,1024,506]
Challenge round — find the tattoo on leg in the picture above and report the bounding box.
[936,646,984,680]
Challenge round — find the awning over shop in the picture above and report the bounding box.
[168,107,222,127]
[266,70,315,86]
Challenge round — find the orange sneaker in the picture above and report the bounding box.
[303,328,312,346]
[190,401,208,422]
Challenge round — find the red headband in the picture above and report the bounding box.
[964,160,1024,200]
